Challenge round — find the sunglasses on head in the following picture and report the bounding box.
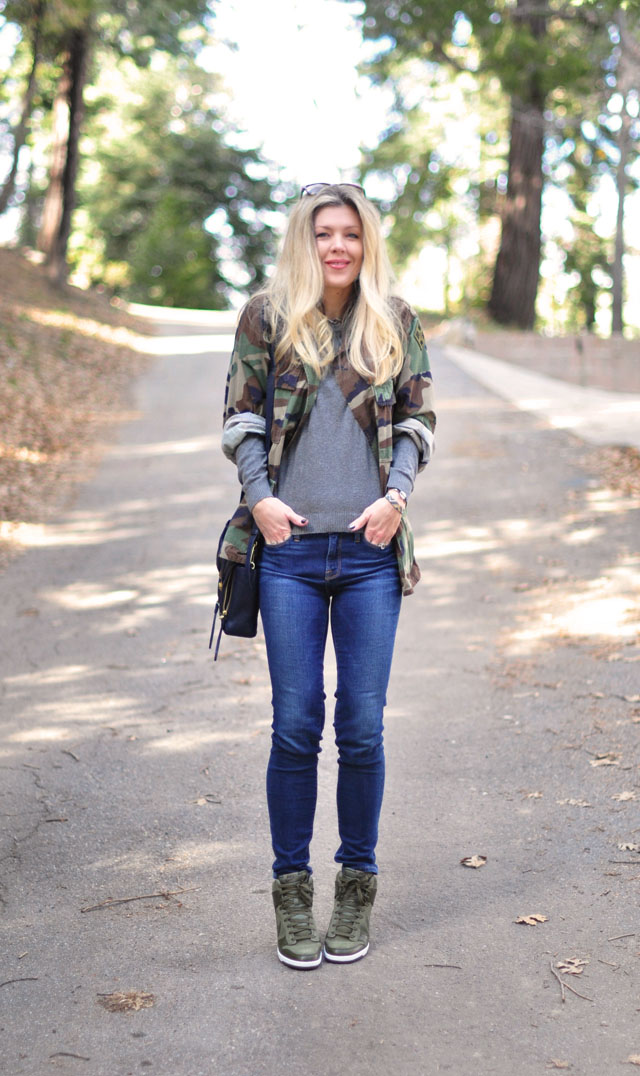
[300,182,365,198]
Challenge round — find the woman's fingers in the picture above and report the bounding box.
[285,506,308,527]
[348,509,370,532]
[350,498,401,546]
[253,497,307,543]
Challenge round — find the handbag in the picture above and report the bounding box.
[209,313,275,660]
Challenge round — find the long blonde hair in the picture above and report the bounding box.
[258,184,404,385]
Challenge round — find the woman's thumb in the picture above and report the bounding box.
[286,506,308,526]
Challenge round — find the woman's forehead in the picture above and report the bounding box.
[314,204,361,228]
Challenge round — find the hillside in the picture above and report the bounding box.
[0,248,150,563]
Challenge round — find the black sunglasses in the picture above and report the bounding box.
[300,182,365,198]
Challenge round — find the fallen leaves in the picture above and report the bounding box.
[547,1062,570,1071]
[460,855,487,869]
[0,249,148,558]
[612,791,637,802]
[549,961,594,1003]
[515,914,548,925]
[556,798,592,807]
[556,958,588,976]
[618,843,640,853]
[97,990,154,1013]
[626,1057,640,1067]
[589,753,621,767]
[595,444,640,498]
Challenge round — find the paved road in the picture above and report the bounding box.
[1,311,639,1076]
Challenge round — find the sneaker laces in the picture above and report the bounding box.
[331,877,368,939]
[279,875,316,942]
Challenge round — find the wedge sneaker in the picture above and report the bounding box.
[323,867,377,963]
[272,870,322,969]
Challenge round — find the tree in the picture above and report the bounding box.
[349,0,611,328]
[72,53,282,307]
[0,0,46,216]
[609,9,640,333]
[37,12,92,284]
[360,58,508,313]
[2,0,216,284]
[562,9,640,333]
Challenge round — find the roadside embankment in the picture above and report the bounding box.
[0,248,151,563]
[439,319,640,393]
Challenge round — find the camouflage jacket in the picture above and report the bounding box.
[220,295,436,595]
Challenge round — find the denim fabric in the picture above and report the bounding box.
[259,532,402,877]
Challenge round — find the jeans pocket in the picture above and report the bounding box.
[361,534,390,552]
[264,535,293,550]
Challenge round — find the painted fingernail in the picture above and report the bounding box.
[300,518,308,524]
[348,523,355,530]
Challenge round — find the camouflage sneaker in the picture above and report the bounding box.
[323,867,377,963]
[272,871,322,969]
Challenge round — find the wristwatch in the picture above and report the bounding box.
[385,488,407,514]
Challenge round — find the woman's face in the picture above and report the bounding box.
[314,204,364,297]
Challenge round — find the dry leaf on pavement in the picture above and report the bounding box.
[556,958,588,976]
[618,843,640,853]
[589,753,621,767]
[547,1062,570,1070]
[522,790,543,799]
[557,799,592,807]
[460,855,487,869]
[97,991,154,1013]
[626,1057,640,1067]
[612,791,636,802]
[515,914,548,925]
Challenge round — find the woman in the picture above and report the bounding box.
[221,182,435,969]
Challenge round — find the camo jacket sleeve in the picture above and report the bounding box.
[223,296,269,428]
[391,300,436,469]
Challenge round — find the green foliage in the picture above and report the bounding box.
[1,0,284,307]
[350,0,638,328]
[354,1,613,98]
[74,54,281,307]
[361,59,508,289]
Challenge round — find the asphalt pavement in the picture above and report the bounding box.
[1,312,639,1076]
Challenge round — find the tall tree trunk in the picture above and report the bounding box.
[0,0,46,216]
[488,1,546,329]
[611,116,628,334]
[39,23,91,286]
[611,9,635,335]
[37,61,72,256]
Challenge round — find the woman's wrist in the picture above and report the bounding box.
[385,488,407,515]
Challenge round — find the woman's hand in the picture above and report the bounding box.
[348,497,402,548]
[253,497,308,545]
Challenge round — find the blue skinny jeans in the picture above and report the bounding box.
[259,532,402,877]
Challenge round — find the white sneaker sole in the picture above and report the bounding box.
[323,943,369,963]
[277,948,323,969]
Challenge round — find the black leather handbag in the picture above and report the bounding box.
[209,325,275,660]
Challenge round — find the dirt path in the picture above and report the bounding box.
[1,311,639,1076]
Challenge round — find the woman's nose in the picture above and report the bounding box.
[330,233,346,251]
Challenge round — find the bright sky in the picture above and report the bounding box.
[206,0,390,186]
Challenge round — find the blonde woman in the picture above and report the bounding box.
[222,183,435,968]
